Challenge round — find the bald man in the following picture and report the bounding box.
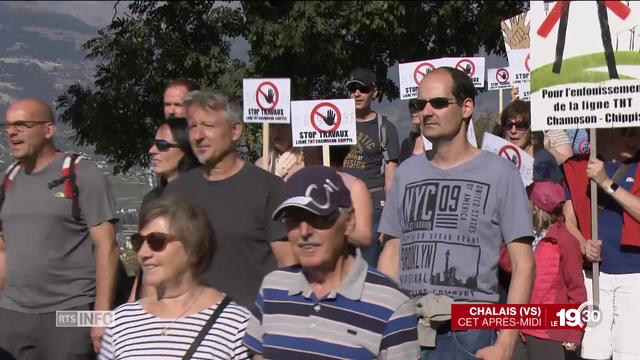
[0,99,118,359]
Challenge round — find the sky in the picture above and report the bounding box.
[32,1,508,136]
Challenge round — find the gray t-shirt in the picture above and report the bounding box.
[0,153,117,313]
[379,151,533,303]
[164,162,287,308]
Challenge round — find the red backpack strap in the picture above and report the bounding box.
[48,153,82,221]
[0,161,23,213]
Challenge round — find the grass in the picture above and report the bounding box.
[531,51,640,92]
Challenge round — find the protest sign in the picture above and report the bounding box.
[399,58,448,100]
[530,1,640,131]
[481,132,534,186]
[243,78,290,123]
[507,49,531,100]
[440,57,486,88]
[487,67,512,90]
[501,11,531,51]
[290,99,357,147]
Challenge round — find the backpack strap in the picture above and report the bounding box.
[0,161,23,215]
[47,153,82,221]
[379,115,389,174]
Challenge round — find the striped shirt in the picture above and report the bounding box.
[99,300,251,359]
[243,251,419,359]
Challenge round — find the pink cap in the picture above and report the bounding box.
[528,181,565,213]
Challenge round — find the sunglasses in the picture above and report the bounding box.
[130,232,179,252]
[504,120,530,131]
[347,84,371,94]
[154,139,181,151]
[0,120,52,132]
[411,97,457,111]
[282,209,341,230]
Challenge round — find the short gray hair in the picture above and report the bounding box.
[183,89,243,126]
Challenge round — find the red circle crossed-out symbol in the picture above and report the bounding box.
[255,81,279,110]
[413,62,436,85]
[578,139,590,154]
[456,59,475,77]
[496,68,510,84]
[524,53,530,73]
[499,144,522,170]
[310,102,342,133]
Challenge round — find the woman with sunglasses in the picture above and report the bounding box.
[99,196,251,359]
[399,99,426,164]
[128,117,200,301]
[255,124,304,181]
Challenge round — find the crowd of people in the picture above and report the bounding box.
[0,65,638,360]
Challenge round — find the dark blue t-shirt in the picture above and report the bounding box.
[595,162,640,274]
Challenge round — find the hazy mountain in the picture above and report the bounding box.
[0,1,151,213]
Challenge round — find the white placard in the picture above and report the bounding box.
[530,1,640,131]
[501,11,531,52]
[422,118,478,150]
[439,57,486,88]
[399,58,449,100]
[290,99,357,147]
[243,78,290,123]
[507,49,531,100]
[487,67,512,90]
[481,132,534,186]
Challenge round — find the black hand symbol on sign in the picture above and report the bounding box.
[499,72,507,80]
[463,64,472,75]
[265,89,275,104]
[510,155,518,165]
[325,110,336,126]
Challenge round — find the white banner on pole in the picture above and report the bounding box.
[487,67,513,90]
[243,78,291,123]
[290,99,357,147]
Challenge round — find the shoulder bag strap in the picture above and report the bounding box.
[182,296,232,359]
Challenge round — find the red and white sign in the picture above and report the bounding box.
[481,132,534,185]
[487,67,512,91]
[398,58,449,100]
[243,78,290,123]
[439,57,486,88]
[507,49,530,100]
[290,99,356,147]
[456,59,476,77]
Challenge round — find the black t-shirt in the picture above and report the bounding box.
[399,131,420,165]
[533,148,563,183]
[342,114,400,189]
[164,162,287,308]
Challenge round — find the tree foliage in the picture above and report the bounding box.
[58,0,527,173]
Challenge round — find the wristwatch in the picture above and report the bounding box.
[606,182,619,194]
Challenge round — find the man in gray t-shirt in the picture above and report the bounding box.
[378,68,534,360]
[0,98,118,359]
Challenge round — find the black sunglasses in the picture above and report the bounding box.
[347,83,371,94]
[154,139,181,151]
[282,209,341,230]
[504,120,530,131]
[130,232,179,252]
[411,97,458,111]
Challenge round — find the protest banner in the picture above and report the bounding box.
[439,57,486,88]
[501,11,531,51]
[508,49,531,101]
[481,132,534,186]
[488,67,512,91]
[291,99,357,165]
[399,58,448,100]
[243,78,290,124]
[530,0,640,305]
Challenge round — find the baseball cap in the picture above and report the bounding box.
[346,68,377,89]
[272,166,352,220]
[528,181,565,213]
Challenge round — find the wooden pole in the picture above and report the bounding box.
[262,123,270,171]
[590,128,600,306]
[322,145,331,167]
[499,88,504,114]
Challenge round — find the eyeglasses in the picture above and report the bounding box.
[504,120,530,131]
[130,232,179,252]
[0,120,52,132]
[154,139,181,151]
[347,84,371,94]
[411,98,458,111]
[282,209,340,230]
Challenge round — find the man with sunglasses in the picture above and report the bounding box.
[341,68,400,268]
[378,67,535,360]
[0,98,118,358]
[244,166,419,359]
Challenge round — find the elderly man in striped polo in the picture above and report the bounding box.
[243,165,419,359]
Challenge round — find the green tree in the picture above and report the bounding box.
[58,0,526,173]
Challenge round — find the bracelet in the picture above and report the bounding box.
[606,182,619,194]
